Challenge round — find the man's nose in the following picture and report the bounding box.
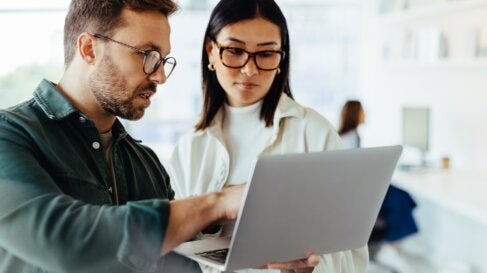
[148,65,168,85]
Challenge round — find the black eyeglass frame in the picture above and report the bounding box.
[213,41,285,71]
[92,33,176,77]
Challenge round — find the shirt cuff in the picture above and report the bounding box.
[117,199,170,272]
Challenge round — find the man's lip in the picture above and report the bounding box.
[138,90,156,99]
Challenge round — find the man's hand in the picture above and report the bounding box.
[215,183,246,221]
[161,184,245,255]
[264,253,319,273]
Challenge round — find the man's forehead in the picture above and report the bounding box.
[120,8,170,33]
[115,8,171,52]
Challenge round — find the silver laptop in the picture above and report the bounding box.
[173,145,402,271]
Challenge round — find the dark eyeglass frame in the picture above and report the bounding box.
[92,33,176,78]
[213,42,285,71]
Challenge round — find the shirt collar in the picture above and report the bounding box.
[33,79,129,140]
[203,93,304,138]
[273,93,305,123]
[33,79,78,120]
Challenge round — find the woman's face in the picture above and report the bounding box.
[207,17,282,107]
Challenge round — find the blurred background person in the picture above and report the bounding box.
[338,100,418,273]
[338,100,365,149]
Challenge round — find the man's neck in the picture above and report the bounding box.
[57,66,116,133]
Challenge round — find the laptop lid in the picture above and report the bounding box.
[174,145,402,271]
[225,145,402,270]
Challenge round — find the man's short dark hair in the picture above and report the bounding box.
[63,0,178,67]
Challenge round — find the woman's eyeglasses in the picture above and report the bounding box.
[214,42,284,71]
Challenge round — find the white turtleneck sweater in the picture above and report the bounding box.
[222,100,273,186]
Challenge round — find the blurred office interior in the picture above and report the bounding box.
[1,0,486,272]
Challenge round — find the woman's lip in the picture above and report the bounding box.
[238,82,258,88]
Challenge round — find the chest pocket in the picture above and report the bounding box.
[52,174,112,205]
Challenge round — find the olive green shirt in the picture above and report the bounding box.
[0,79,184,273]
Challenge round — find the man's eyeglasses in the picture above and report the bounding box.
[93,33,176,78]
[214,42,285,71]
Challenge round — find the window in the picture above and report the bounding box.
[0,2,67,108]
[283,1,362,124]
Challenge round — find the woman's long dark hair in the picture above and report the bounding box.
[338,100,364,136]
[195,0,293,130]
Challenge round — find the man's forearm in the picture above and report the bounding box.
[161,192,221,254]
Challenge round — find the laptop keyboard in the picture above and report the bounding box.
[195,248,229,264]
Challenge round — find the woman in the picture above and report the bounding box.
[168,0,368,272]
[338,100,365,149]
[338,100,418,273]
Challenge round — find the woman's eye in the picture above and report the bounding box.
[257,51,275,58]
[227,48,245,56]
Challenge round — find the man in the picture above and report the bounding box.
[0,1,243,272]
[0,1,317,272]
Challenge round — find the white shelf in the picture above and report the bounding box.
[393,169,487,226]
[378,0,487,25]
[381,58,487,69]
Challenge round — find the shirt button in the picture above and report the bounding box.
[79,116,86,123]
[92,141,101,149]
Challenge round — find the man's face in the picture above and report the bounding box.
[88,8,171,120]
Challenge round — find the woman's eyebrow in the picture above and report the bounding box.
[223,37,279,47]
[257,41,278,47]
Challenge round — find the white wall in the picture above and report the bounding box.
[360,1,487,272]
[360,2,487,173]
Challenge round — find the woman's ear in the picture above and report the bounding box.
[77,33,96,64]
[205,38,216,61]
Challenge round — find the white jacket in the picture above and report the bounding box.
[168,94,369,273]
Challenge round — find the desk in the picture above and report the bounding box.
[392,169,487,226]
[391,169,487,273]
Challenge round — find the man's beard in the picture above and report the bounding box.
[88,54,156,120]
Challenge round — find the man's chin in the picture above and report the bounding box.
[124,116,144,121]
[118,109,146,121]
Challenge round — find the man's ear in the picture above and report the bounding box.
[77,33,97,64]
